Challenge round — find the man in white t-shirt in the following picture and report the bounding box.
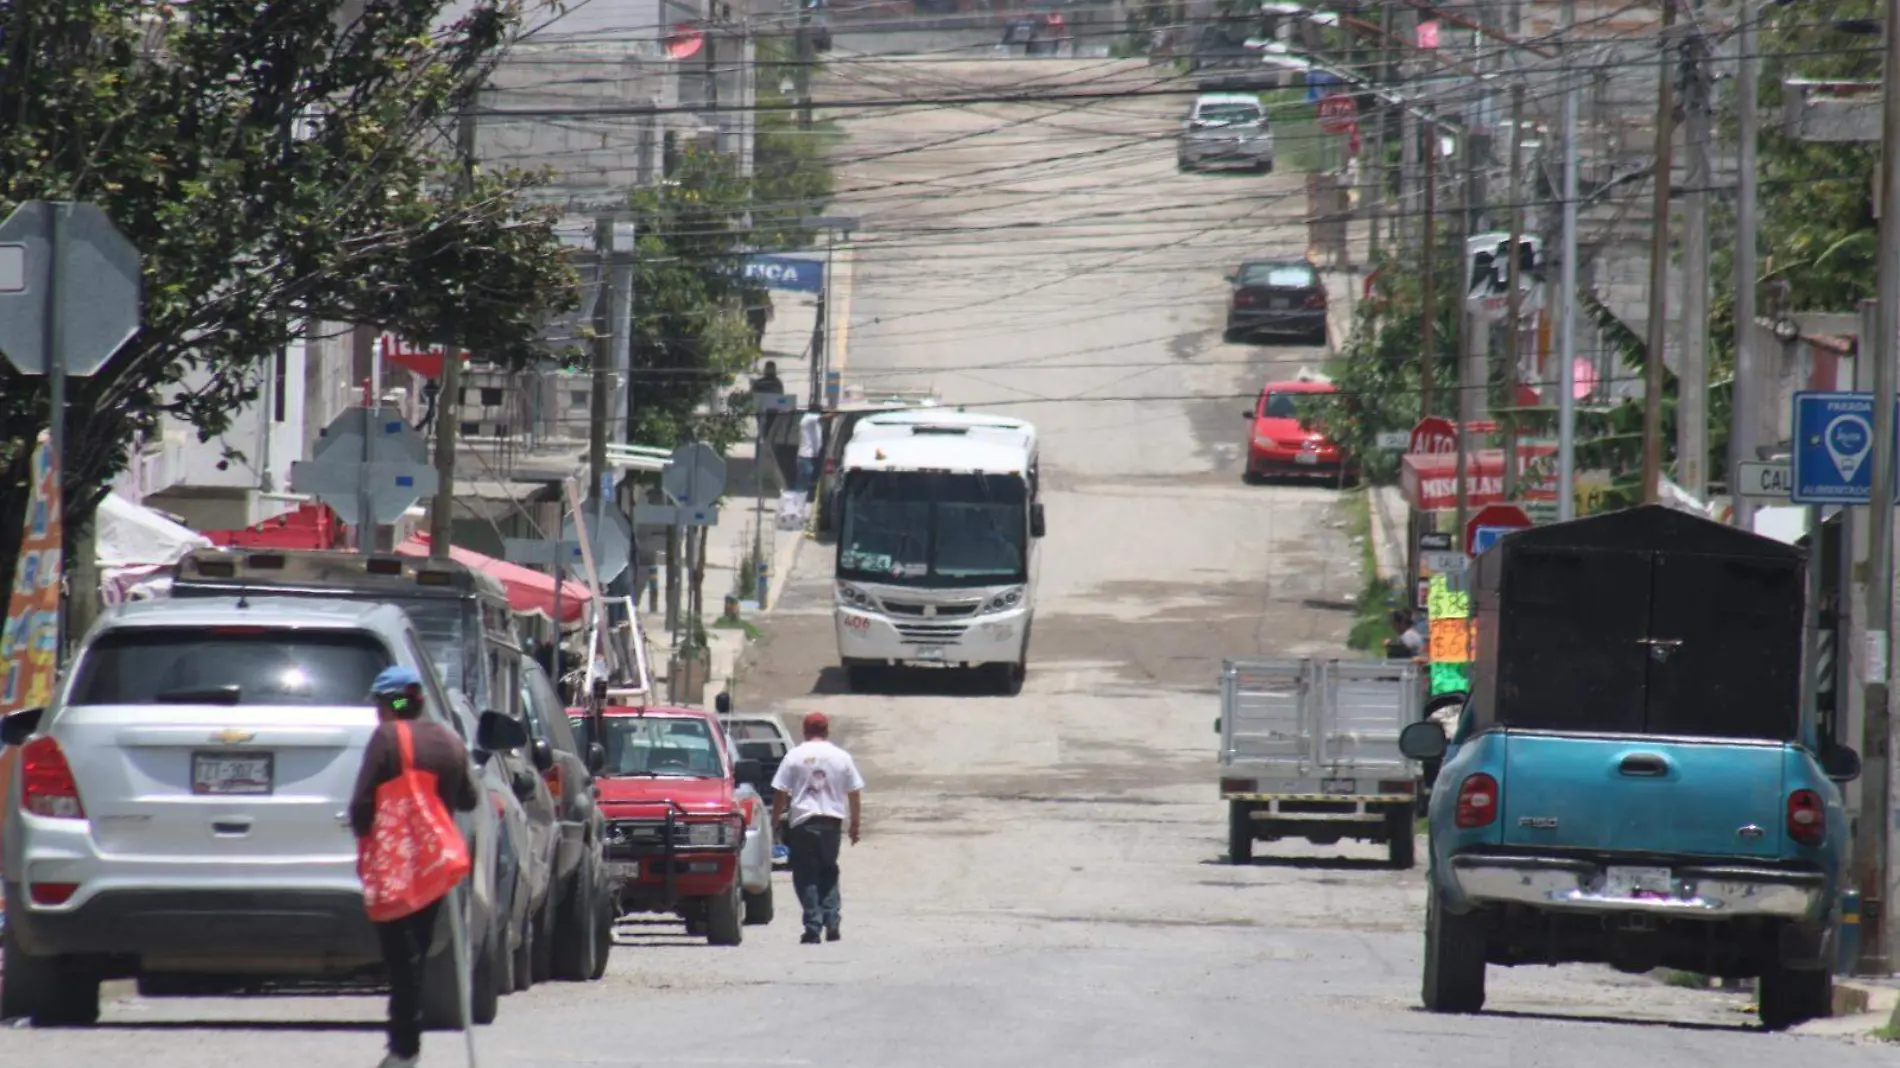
[771,711,864,944]
[796,408,823,492]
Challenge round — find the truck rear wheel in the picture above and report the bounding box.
[707,885,744,946]
[2,925,99,1027]
[1386,809,1417,870]
[1422,884,1486,1014]
[1758,963,1832,1030]
[1227,801,1253,864]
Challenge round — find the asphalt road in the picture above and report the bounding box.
[2,57,1892,1067]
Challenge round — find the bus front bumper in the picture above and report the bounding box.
[835,606,1029,667]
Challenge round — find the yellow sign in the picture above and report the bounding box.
[1429,618,1476,663]
[1426,574,1470,621]
[1,431,63,712]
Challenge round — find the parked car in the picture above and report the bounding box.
[714,695,792,869]
[1223,259,1326,344]
[446,689,551,1000]
[1241,379,1355,483]
[517,659,613,981]
[0,597,524,1029]
[1178,92,1273,172]
[1400,506,1861,1031]
[572,703,775,945]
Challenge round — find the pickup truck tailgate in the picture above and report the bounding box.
[1497,733,1787,858]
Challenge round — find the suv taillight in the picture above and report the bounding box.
[22,737,85,819]
[1454,773,1498,828]
[1788,789,1825,847]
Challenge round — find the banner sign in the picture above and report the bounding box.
[743,254,824,294]
[1,431,63,712]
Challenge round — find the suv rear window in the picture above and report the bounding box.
[1197,102,1262,124]
[69,628,393,707]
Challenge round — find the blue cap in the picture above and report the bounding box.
[370,665,424,696]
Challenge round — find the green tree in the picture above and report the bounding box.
[0,0,575,587]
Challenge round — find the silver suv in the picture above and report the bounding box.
[0,597,522,1027]
[1179,92,1274,172]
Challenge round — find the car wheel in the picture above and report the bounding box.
[1386,809,1417,870]
[1227,801,1253,864]
[1177,157,1192,172]
[1758,962,1832,1031]
[470,921,502,1025]
[3,924,99,1027]
[530,881,556,984]
[550,868,596,981]
[985,660,1025,696]
[511,905,534,992]
[707,885,745,946]
[744,881,776,926]
[1421,882,1487,1013]
[589,893,614,980]
[1310,324,1330,347]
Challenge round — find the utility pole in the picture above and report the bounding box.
[1557,0,1580,521]
[1368,2,1393,266]
[1855,0,1900,975]
[1456,125,1486,540]
[589,216,615,533]
[1730,0,1762,531]
[795,0,814,131]
[1677,23,1713,500]
[1503,84,1526,499]
[430,110,475,558]
[1640,0,1677,505]
[1420,117,1438,418]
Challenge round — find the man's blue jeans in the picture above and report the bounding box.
[787,816,842,934]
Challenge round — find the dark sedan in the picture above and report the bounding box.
[1223,260,1328,345]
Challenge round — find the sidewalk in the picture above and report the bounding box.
[1797,977,1900,1039]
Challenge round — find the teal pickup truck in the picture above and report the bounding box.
[1400,505,1861,1031]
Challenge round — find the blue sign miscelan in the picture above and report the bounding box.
[1792,391,1900,504]
[743,254,824,294]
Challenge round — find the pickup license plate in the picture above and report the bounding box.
[1603,865,1674,899]
[1295,453,1318,465]
[192,752,272,796]
[606,861,642,881]
[913,646,946,661]
[1320,778,1356,795]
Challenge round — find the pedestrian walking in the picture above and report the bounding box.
[771,711,864,944]
[350,666,480,1068]
[796,406,823,492]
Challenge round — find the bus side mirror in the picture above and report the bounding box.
[1030,503,1046,539]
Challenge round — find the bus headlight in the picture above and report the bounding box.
[836,582,875,609]
[981,587,1025,614]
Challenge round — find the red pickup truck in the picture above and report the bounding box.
[568,702,776,946]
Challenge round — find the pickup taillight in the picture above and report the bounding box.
[1454,773,1498,828]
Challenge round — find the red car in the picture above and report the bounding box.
[570,703,775,946]
[1242,380,1357,483]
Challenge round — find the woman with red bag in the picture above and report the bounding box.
[349,665,480,1068]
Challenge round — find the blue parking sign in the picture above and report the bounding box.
[1793,391,1900,504]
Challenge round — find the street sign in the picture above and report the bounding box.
[1736,459,1794,501]
[1317,93,1357,134]
[742,254,824,294]
[562,507,633,584]
[503,537,584,569]
[662,442,726,508]
[313,407,429,465]
[1421,550,1469,574]
[1793,392,1899,504]
[635,503,720,527]
[289,459,439,528]
[1466,503,1533,556]
[0,201,142,376]
[1375,430,1409,450]
[1409,416,1458,456]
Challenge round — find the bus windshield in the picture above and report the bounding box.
[837,471,1028,587]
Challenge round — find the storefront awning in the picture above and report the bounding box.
[203,503,347,551]
[395,533,591,624]
[1401,446,1559,512]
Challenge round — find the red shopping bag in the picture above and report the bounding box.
[357,721,471,922]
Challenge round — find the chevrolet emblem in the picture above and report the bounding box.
[923,605,937,618]
[210,729,256,745]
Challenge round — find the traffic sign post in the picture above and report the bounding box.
[562,507,633,585]
[1793,392,1900,504]
[663,442,727,508]
[1466,503,1533,556]
[1408,416,1458,456]
[291,407,439,533]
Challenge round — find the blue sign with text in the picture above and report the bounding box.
[1793,391,1900,504]
[743,254,824,294]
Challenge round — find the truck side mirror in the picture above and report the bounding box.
[1399,721,1449,761]
[1030,503,1046,539]
[1821,745,1863,783]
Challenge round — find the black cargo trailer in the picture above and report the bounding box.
[1467,505,1806,741]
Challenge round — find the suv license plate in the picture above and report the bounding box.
[914,646,946,661]
[1604,865,1673,898]
[1320,778,1356,795]
[192,752,273,795]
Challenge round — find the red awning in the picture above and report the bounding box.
[1401,446,1560,512]
[203,503,347,550]
[395,533,591,624]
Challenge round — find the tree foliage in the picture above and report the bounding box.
[0,0,575,580]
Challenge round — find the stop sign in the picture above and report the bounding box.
[1466,503,1533,556]
[1409,416,1458,455]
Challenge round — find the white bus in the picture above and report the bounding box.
[831,411,1044,694]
